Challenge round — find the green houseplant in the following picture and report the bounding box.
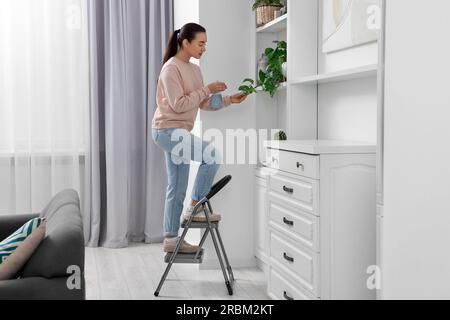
[239,40,287,98]
[239,78,258,96]
[274,130,287,141]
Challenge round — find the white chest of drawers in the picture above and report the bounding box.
[260,140,376,300]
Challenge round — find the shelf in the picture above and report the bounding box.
[290,64,378,85]
[256,14,287,33]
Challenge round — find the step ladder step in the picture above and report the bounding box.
[181,220,219,229]
[164,249,205,264]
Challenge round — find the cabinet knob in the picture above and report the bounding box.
[283,217,294,226]
[283,186,294,194]
[283,291,294,301]
[296,162,304,171]
[283,252,294,263]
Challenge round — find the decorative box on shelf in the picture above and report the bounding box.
[256,5,284,27]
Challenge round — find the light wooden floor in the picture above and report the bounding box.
[85,243,270,300]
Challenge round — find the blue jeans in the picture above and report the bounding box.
[152,128,221,237]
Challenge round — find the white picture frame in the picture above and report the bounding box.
[322,0,381,54]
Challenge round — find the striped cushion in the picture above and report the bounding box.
[0,218,45,264]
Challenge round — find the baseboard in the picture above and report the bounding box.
[144,235,165,244]
[255,257,268,276]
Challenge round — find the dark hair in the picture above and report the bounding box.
[162,23,206,65]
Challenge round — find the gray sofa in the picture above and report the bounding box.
[0,189,85,300]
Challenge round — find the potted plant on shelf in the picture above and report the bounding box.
[239,40,287,98]
[252,0,285,27]
[274,130,287,141]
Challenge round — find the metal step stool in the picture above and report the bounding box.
[154,175,235,297]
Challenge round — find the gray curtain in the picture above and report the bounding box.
[87,0,173,248]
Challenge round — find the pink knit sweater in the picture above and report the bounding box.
[152,56,232,132]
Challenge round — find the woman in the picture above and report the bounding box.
[152,23,248,253]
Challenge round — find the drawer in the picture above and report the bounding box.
[269,229,320,296]
[266,148,319,179]
[269,173,318,215]
[268,267,318,300]
[268,199,320,252]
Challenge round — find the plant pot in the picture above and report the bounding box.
[282,62,288,79]
[256,5,283,27]
[257,54,269,74]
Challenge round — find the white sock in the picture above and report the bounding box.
[165,237,178,243]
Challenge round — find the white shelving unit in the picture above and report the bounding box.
[252,5,289,281]
[283,0,378,141]
[252,0,379,301]
[255,81,288,92]
[256,14,287,33]
[290,64,378,85]
[253,7,288,165]
[286,0,318,140]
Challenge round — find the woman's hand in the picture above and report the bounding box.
[230,93,249,104]
[207,81,228,94]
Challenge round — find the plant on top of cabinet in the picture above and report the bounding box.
[273,130,287,141]
[252,0,285,27]
[239,40,287,98]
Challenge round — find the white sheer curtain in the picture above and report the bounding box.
[0,0,90,216]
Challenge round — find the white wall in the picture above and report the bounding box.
[317,0,378,143]
[381,0,450,299]
[173,0,201,244]
[173,0,256,266]
[174,0,199,29]
[198,0,256,268]
[318,77,377,143]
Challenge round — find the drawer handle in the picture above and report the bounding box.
[296,162,304,171]
[283,291,294,301]
[283,186,294,194]
[283,252,294,263]
[283,217,294,226]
